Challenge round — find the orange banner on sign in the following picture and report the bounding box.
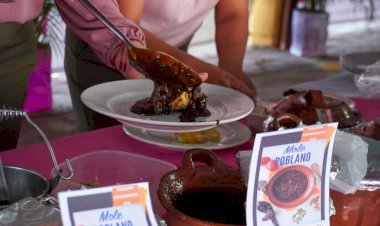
[112,185,147,213]
[300,124,336,147]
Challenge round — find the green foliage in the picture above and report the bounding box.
[298,0,327,12]
[34,0,65,56]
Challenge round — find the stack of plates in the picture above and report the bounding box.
[81,79,255,150]
[122,121,252,150]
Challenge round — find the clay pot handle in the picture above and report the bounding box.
[180,148,231,175]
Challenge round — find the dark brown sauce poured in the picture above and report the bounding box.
[174,187,246,225]
[129,47,201,89]
[130,97,156,115]
[130,95,210,122]
[128,48,210,122]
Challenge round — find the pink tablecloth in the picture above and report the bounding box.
[1,124,253,179]
[351,98,380,122]
[1,98,379,179]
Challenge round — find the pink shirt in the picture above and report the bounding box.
[55,0,145,74]
[0,0,44,23]
[0,0,146,77]
[141,0,219,47]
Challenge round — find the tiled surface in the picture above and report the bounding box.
[17,19,380,147]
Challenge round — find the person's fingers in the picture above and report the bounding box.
[232,82,257,103]
[197,72,208,82]
[123,64,146,79]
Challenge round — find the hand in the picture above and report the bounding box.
[124,64,145,79]
[117,40,146,79]
[198,72,208,82]
[229,69,257,97]
[203,66,257,102]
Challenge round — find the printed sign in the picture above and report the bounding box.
[246,123,338,226]
[58,182,157,226]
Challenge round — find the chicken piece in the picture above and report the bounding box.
[304,90,326,108]
[265,94,306,116]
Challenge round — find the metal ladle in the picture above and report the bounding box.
[78,0,202,90]
[0,107,74,183]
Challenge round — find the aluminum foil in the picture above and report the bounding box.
[0,197,61,225]
[329,197,336,217]
[358,136,380,191]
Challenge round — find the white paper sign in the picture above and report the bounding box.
[58,182,157,226]
[246,123,338,226]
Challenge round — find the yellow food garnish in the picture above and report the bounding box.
[171,91,191,110]
[81,179,100,188]
[175,127,222,144]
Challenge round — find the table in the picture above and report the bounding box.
[1,98,379,180]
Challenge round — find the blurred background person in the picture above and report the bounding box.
[0,0,44,151]
[0,0,146,151]
[119,0,255,92]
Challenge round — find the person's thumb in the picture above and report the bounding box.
[198,72,208,82]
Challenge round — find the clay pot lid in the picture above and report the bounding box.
[267,165,315,208]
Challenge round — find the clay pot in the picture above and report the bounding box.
[157,148,246,226]
[266,165,315,208]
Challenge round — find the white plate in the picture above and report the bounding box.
[81,79,254,132]
[340,51,380,74]
[122,121,252,150]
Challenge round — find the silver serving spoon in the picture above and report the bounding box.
[78,0,202,89]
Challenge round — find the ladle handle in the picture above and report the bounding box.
[24,113,73,180]
[78,0,134,51]
[0,106,73,180]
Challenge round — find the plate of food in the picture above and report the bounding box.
[122,121,252,150]
[280,89,355,109]
[260,89,362,130]
[81,79,254,132]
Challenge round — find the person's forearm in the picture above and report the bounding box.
[116,0,144,24]
[215,18,248,72]
[214,0,249,73]
[54,0,146,76]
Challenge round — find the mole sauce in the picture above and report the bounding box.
[129,97,156,115]
[130,86,210,122]
[272,170,308,202]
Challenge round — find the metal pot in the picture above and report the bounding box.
[0,107,74,207]
[158,149,247,226]
[2,166,60,206]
